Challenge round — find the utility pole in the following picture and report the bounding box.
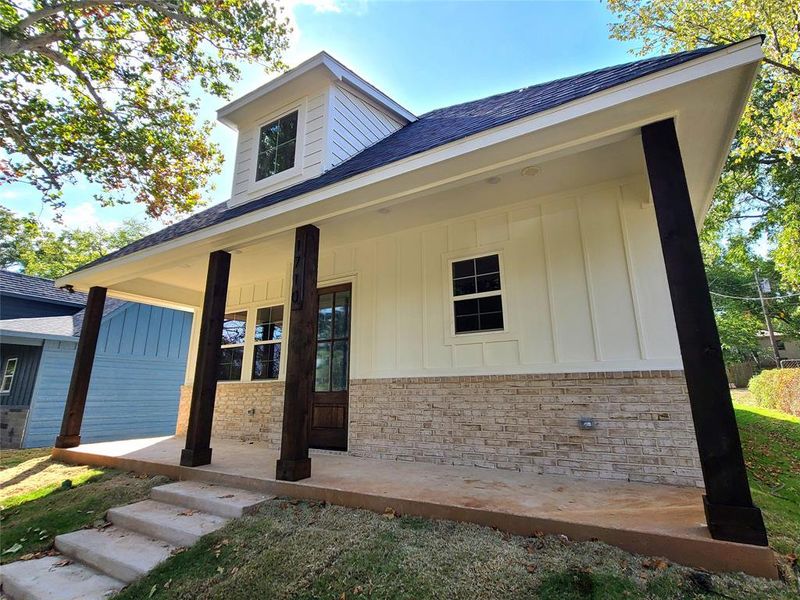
[755,269,781,368]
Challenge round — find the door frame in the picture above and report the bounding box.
[310,280,354,450]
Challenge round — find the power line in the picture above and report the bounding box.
[710,290,800,301]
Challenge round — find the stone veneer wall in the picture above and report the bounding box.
[176,381,284,447]
[0,406,29,449]
[177,370,703,488]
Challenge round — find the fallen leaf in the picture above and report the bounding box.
[148,583,158,598]
[164,579,172,589]
[526,564,537,573]
[3,543,22,554]
[383,507,396,519]
[20,553,35,561]
[53,559,72,567]
[217,566,224,574]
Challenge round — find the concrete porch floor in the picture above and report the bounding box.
[52,436,778,579]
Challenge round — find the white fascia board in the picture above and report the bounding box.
[62,38,763,288]
[0,329,75,343]
[321,53,417,123]
[217,51,416,129]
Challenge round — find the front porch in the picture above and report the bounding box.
[52,435,778,579]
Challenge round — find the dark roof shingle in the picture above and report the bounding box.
[78,41,740,272]
[1,270,87,305]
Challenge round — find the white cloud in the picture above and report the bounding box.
[53,202,121,232]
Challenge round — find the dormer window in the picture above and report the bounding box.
[255,110,299,181]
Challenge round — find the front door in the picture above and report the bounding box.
[310,284,351,450]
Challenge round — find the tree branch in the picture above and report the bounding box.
[0,111,61,190]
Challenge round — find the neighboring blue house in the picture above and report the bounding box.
[0,271,192,448]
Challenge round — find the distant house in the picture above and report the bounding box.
[0,271,193,448]
[756,330,800,367]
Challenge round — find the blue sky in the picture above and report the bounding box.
[3,0,644,231]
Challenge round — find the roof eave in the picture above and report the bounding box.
[58,37,764,290]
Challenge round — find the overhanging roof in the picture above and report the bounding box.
[61,37,763,291]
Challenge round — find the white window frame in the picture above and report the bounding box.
[218,310,248,382]
[447,251,508,337]
[248,101,306,196]
[250,304,284,381]
[218,303,286,383]
[1,357,18,394]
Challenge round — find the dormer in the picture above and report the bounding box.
[218,52,416,208]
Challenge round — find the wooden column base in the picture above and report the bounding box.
[276,457,311,481]
[703,496,768,546]
[54,434,81,449]
[180,447,213,467]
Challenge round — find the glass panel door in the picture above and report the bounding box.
[311,284,351,450]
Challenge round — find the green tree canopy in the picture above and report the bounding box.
[605,0,800,286]
[0,1,289,219]
[703,234,800,363]
[0,206,150,278]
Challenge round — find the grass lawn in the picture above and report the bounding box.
[1,401,797,599]
[733,400,800,558]
[0,448,166,563]
[116,500,794,600]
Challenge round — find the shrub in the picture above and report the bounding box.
[748,368,800,416]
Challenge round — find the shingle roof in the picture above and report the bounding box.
[0,297,127,338]
[0,315,76,337]
[77,41,743,273]
[71,297,126,335]
[1,270,87,305]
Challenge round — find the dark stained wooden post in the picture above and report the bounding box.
[641,118,767,546]
[181,250,231,467]
[55,286,107,448]
[276,224,320,481]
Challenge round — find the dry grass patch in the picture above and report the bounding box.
[0,448,165,562]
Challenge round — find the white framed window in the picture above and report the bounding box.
[218,311,247,381]
[255,110,299,182]
[217,305,284,382]
[1,358,18,393]
[251,305,283,380]
[450,253,505,335]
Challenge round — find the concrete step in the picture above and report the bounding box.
[150,481,273,518]
[54,526,175,584]
[0,555,123,600]
[107,500,229,547]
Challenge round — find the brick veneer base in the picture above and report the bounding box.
[176,370,704,488]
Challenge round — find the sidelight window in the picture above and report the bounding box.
[252,306,283,380]
[218,311,247,381]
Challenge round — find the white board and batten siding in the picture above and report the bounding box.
[209,176,681,383]
[328,85,403,168]
[229,83,403,207]
[23,303,193,448]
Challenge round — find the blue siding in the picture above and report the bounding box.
[22,303,192,448]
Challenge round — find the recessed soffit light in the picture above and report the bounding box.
[521,165,541,177]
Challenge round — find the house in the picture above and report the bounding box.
[53,38,769,549]
[0,270,86,320]
[756,330,800,367]
[0,271,192,448]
